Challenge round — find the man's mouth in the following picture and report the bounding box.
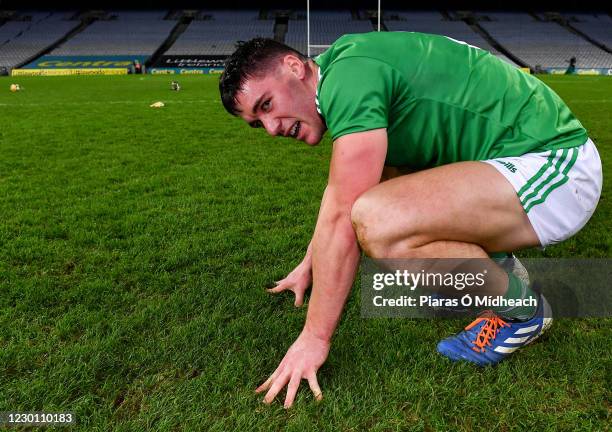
[289,121,301,138]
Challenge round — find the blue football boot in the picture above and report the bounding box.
[437,294,552,366]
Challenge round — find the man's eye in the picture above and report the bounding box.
[262,100,271,111]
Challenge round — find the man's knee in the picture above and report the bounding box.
[350,194,372,251]
[351,192,416,258]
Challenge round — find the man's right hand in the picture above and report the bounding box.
[267,260,312,307]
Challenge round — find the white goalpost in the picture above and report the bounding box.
[306,0,382,58]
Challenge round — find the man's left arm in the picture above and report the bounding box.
[256,129,387,408]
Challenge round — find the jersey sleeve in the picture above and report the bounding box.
[318,57,394,141]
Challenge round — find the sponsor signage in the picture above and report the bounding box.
[149,67,224,75]
[152,55,226,69]
[22,55,148,69]
[546,68,612,76]
[12,68,128,76]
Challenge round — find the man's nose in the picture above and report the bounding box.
[262,117,281,136]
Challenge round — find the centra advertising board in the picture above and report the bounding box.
[149,68,224,75]
[22,55,148,69]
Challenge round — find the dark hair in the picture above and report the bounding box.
[219,38,307,116]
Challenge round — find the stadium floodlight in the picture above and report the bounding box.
[307,0,381,58]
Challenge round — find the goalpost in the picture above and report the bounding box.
[306,0,382,57]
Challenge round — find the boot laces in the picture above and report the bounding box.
[465,310,511,353]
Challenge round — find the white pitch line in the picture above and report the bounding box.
[0,99,219,107]
[1,99,610,107]
[569,99,612,103]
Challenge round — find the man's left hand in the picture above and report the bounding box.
[256,328,330,408]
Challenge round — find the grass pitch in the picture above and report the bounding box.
[0,74,610,431]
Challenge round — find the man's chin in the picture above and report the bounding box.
[304,134,323,146]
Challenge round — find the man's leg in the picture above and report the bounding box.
[352,160,541,295]
[352,161,539,257]
[351,161,545,365]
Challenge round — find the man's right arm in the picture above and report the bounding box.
[300,185,331,265]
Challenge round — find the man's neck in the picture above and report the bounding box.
[307,60,320,94]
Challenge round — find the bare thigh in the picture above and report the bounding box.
[351,161,540,254]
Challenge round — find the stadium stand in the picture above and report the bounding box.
[50,11,174,56]
[2,9,609,72]
[167,10,273,56]
[564,13,612,49]
[0,12,76,71]
[285,10,374,55]
[479,12,612,69]
[383,11,519,66]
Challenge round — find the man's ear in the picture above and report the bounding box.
[282,54,306,79]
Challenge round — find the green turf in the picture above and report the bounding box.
[0,74,610,431]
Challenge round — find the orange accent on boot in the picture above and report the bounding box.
[465,311,511,353]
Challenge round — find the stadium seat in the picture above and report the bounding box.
[0,12,76,70]
[167,10,274,56]
[479,12,612,69]
[50,11,174,56]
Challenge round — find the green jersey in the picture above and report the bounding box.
[314,32,588,168]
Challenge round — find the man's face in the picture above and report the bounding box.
[234,56,325,146]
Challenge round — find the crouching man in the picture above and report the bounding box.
[218,33,602,408]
